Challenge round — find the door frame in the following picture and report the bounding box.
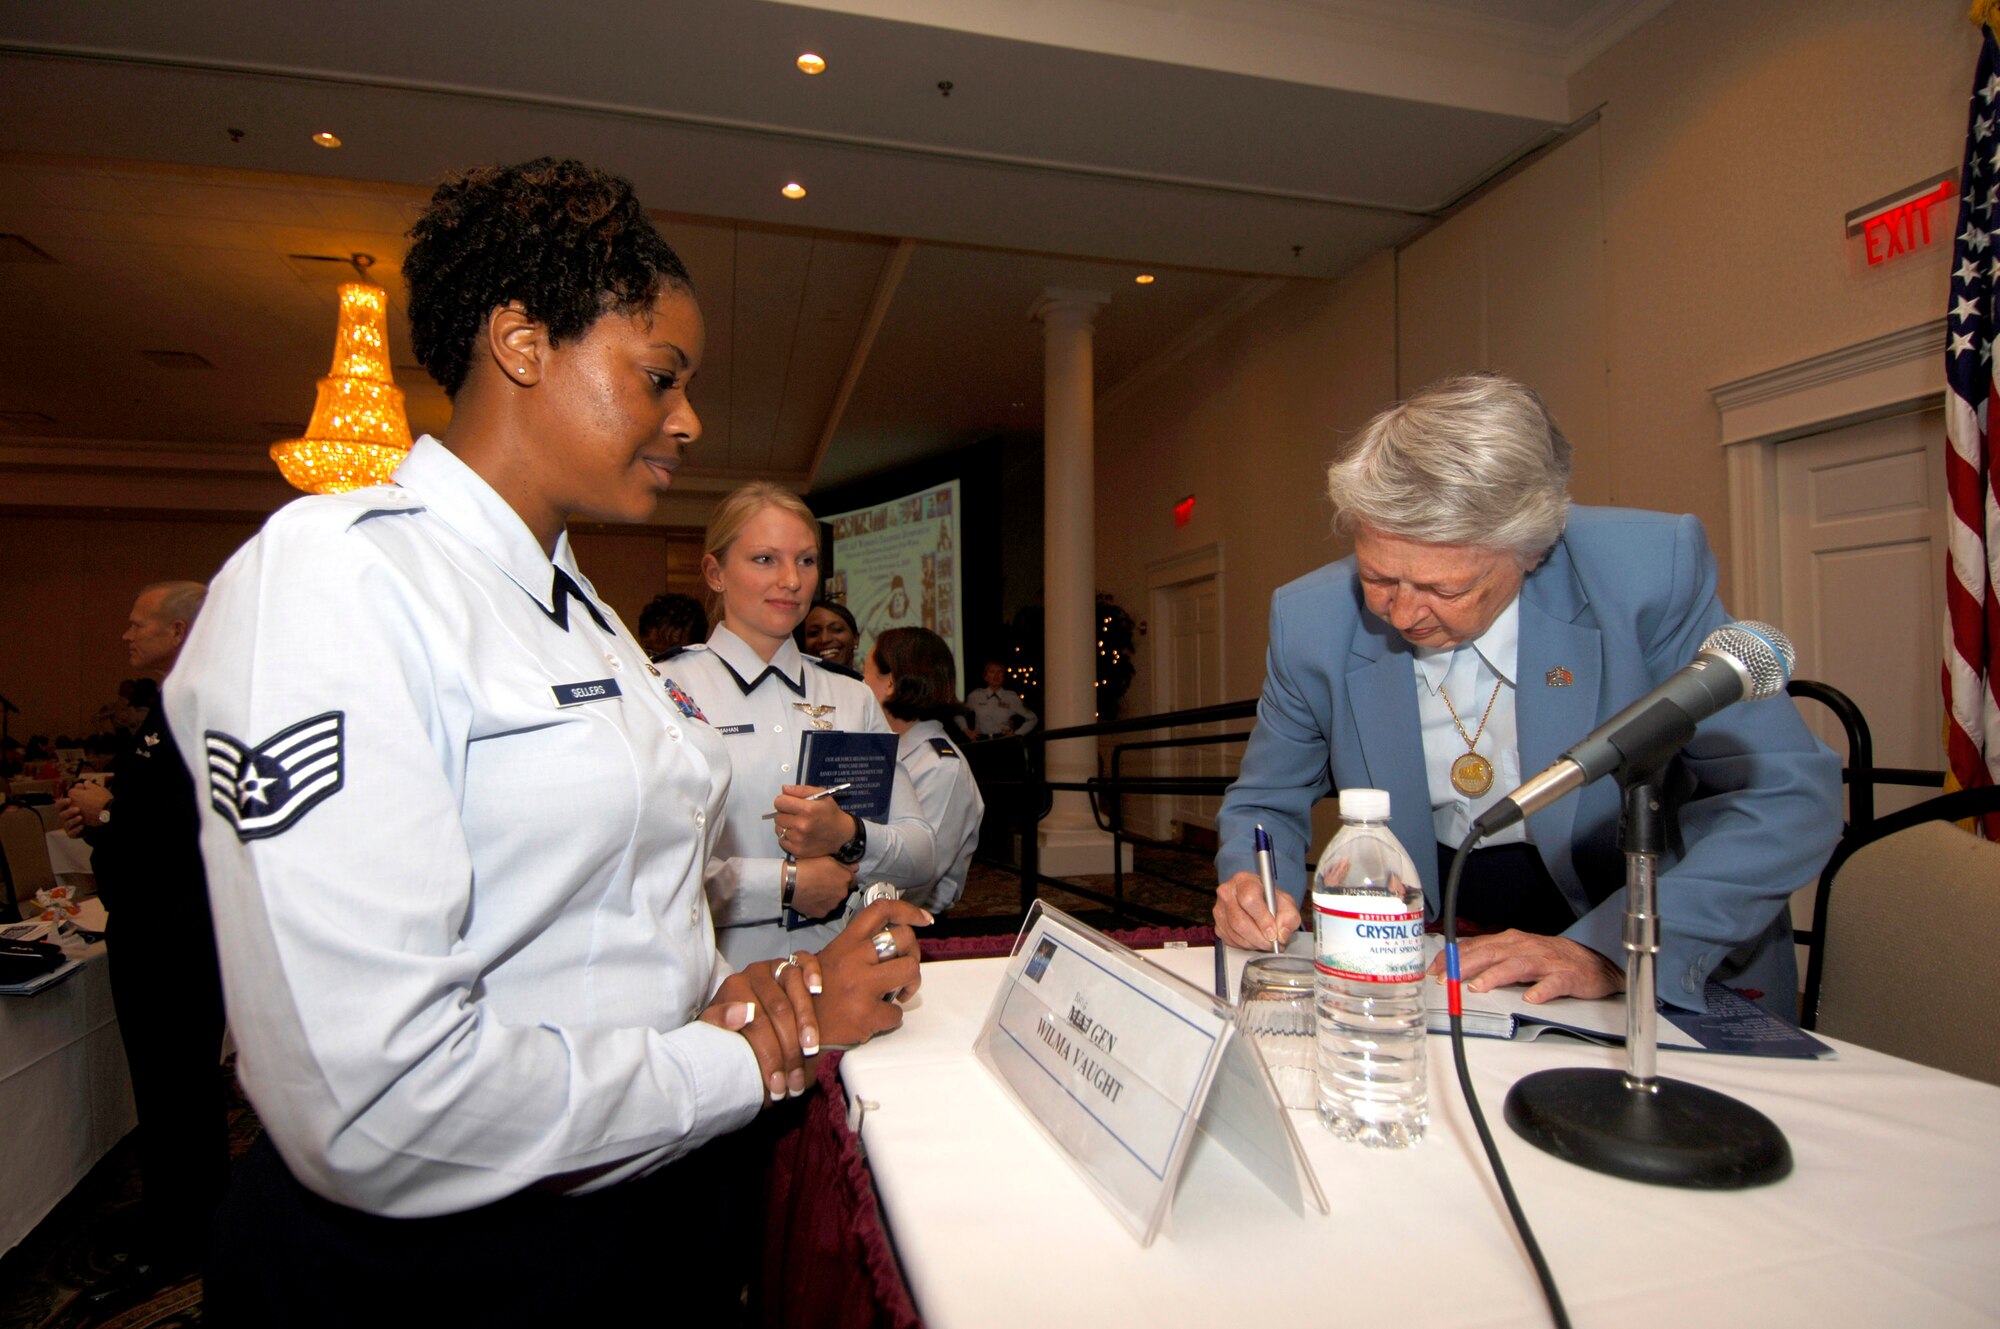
[1145,543,1225,840]
[1710,317,1946,623]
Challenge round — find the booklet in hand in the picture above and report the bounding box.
[795,729,898,822]
[784,729,899,930]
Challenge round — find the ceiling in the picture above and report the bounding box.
[0,0,1669,497]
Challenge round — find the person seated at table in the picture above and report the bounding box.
[861,627,985,914]
[637,590,708,659]
[671,484,938,969]
[797,598,860,673]
[164,157,929,1327]
[1212,372,1841,1018]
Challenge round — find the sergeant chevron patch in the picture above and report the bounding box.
[205,711,345,841]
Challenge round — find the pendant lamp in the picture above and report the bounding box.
[270,281,413,494]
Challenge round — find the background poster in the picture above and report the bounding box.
[822,480,963,687]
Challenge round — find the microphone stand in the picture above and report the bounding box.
[1501,768,1793,1188]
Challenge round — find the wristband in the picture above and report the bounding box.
[781,857,798,909]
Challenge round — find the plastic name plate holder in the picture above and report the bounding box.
[974,902,1326,1246]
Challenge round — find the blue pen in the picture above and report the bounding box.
[1253,824,1282,954]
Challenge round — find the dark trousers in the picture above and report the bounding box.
[104,909,229,1270]
[206,1131,753,1328]
[1435,841,1586,936]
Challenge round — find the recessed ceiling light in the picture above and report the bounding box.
[797,53,826,75]
[1135,273,1156,284]
[781,182,807,200]
[311,131,342,149]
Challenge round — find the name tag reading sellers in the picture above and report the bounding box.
[553,678,623,707]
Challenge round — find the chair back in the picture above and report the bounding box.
[0,805,59,921]
[1815,789,2000,1086]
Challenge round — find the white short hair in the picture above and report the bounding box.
[141,580,208,626]
[1326,373,1572,565]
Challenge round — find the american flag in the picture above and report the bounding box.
[1945,21,2000,838]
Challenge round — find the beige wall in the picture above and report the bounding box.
[1574,0,1971,557]
[1096,254,1397,702]
[0,512,261,740]
[1397,125,1614,506]
[1098,0,1972,715]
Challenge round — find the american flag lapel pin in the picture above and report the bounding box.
[1546,666,1573,687]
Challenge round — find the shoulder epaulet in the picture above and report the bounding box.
[338,487,423,528]
[808,656,863,681]
[652,644,692,663]
[263,487,420,539]
[928,736,960,758]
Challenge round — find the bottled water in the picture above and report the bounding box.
[1313,788,1427,1147]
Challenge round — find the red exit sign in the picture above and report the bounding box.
[1846,174,1956,267]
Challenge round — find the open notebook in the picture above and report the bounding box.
[1419,935,1833,1059]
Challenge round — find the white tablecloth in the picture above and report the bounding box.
[44,830,92,878]
[0,944,135,1253]
[842,948,2000,1329]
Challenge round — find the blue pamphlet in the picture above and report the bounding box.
[795,729,897,821]
[784,729,898,929]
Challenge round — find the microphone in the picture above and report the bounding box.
[1472,621,1796,836]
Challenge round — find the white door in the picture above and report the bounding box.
[1775,403,1948,955]
[1157,576,1225,836]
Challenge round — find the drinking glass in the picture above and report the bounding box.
[1238,954,1317,1110]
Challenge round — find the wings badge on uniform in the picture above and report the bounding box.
[792,702,837,730]
[204,711,346,841]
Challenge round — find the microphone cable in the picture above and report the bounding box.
[1441,828,1571,1329]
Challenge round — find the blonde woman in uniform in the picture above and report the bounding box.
[665,484,938,967]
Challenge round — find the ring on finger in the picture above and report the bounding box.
[777,825,790,842]
[771,954,800,982]
[870,929,899,962]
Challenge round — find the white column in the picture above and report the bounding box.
[1030,288,1127,876]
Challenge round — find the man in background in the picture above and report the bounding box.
[57,580,227,1291]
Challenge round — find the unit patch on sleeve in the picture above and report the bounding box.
[204,711,346,841]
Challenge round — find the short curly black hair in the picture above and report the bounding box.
[639,592,708,645]
[403,158,693,397]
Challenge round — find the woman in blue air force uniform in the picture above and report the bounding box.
[1212,374,1841,1019]
[861,627,986,914]
[165,159,922,1326]
[666,483,939,968]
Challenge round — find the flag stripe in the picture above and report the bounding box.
[1944,26,2000,838]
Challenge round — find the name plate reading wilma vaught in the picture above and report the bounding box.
[976,903,1322,1245]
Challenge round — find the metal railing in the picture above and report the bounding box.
[968,699,1264,931]
[962,680,1950,954]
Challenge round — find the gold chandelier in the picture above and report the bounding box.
[270,281,414,494]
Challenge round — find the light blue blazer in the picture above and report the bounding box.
[1217,507,1842,1014]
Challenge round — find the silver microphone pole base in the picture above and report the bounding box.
[1504,1068,1792,1189]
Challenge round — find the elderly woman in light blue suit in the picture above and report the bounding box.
[1213,374,1840,1018]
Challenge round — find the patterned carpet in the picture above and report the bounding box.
[947,840,1219,933]
[0,842,1219,1327]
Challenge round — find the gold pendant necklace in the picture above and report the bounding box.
[1439,674,1503,797]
